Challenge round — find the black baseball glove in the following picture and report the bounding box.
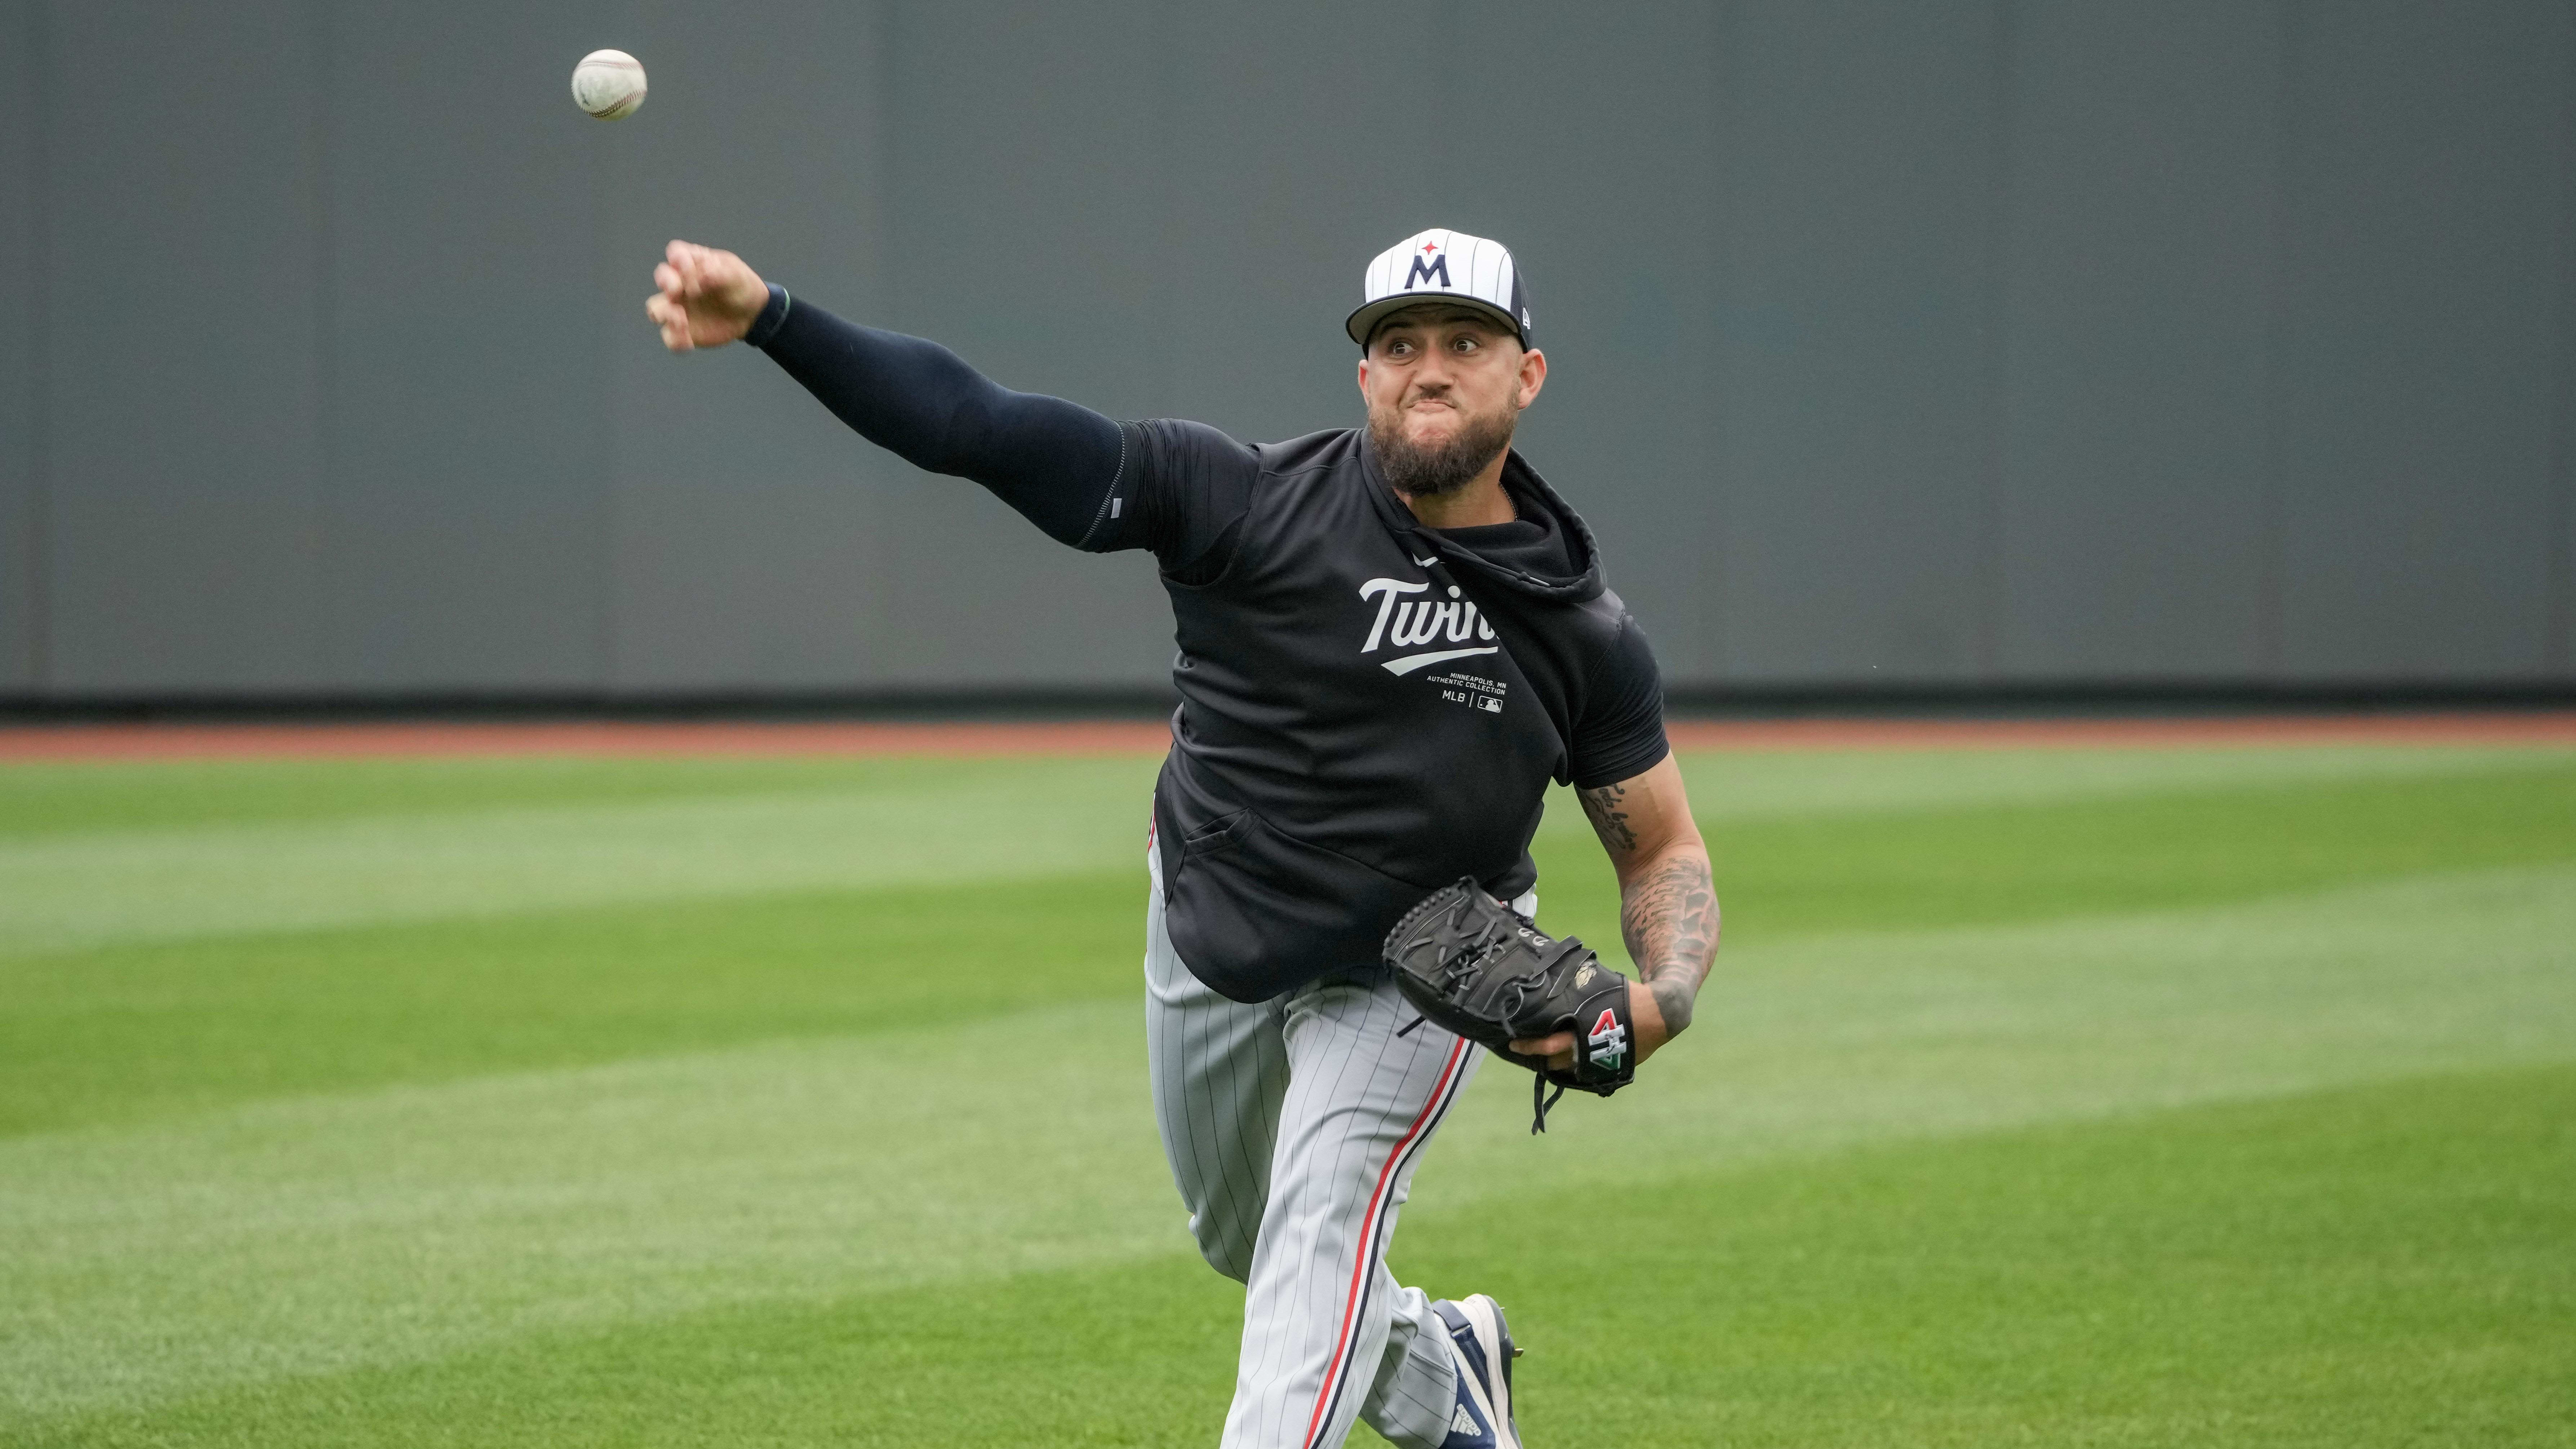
[1382,878,1636,1133]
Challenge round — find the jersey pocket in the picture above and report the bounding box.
[1180,809,1249,857]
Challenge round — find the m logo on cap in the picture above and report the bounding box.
[1346,227,1532,349]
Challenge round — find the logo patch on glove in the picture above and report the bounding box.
[1586,1007,1629,1072]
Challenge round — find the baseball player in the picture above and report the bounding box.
[646,228,1719,1449]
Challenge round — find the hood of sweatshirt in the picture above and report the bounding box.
[1358,437,1608,605]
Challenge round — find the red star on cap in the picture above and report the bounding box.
[1420,240,1439,254]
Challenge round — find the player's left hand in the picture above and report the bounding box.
[1509,980,1669,1071]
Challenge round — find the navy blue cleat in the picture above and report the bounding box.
[1433,1294,1522,1449]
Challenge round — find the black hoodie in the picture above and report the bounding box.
[1092,421,1669,1002]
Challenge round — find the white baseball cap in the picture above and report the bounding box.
[1346,228,1533,349]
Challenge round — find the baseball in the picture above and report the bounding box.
[571,49,647,120]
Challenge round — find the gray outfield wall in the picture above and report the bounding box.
[2,0,2572,701]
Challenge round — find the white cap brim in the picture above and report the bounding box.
[1344,294,1525,349]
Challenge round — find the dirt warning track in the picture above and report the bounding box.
[1,712,2571,761]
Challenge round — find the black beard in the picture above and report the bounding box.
[1369,403,1517,498]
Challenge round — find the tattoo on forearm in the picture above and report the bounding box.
[1578,782,1638,854]
[1647,976,1696,1036]
[1621,853,1717,1036]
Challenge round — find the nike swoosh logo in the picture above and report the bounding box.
[1382,646,1500,675]
[1414,556,1438,568]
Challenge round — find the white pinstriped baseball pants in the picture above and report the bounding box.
[1145,847,1519,1449]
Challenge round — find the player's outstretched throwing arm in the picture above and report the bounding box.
[1515,754,1718,1068]
[644,239,1150,548]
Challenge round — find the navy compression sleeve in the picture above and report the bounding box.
[749,286,1124,546]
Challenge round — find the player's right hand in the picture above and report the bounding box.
[646,240,769,352]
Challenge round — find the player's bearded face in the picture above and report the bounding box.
[1363,316,1526,498]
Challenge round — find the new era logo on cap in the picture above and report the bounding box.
[1346,228,1532,349]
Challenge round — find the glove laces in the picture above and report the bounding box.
[1449,914,1570,1133]
[1531,1076,1567,1134]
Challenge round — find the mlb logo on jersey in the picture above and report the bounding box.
[1346,227,1533,349]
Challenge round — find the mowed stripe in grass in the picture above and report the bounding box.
[0,872,1149,1137]
[0,743,2541,841]
[5,752,2571,1138]
[0,755,1101,839]
[1545,755,2576,943]
[26,1066,2572,1449]
[6,861,2570,1424]
[0,759,1164,959]
[0,746,2553,956]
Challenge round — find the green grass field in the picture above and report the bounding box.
[4,741,2572,1447]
